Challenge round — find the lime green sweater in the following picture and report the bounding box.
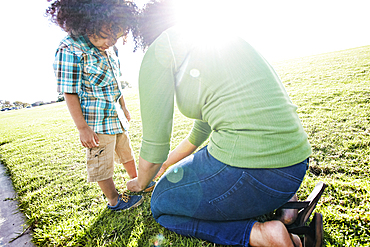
[138,26,311,168]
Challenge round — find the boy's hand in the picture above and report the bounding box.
[79,126,99,148]
[64,93,99,148]
[118,97,131,122]
[123,107,131,122]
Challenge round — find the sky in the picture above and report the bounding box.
[0,0,369,104]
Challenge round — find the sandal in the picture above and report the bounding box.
[304,213,323,247]
[280,181,326,234]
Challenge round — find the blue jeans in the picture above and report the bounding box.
[151,146,308,246]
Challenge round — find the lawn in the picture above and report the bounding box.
[0,45,369,246]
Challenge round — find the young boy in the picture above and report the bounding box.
[46,0,153,211]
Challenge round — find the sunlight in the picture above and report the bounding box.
[174,0,236,27]
[173,0,238,46]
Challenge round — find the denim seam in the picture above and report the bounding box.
[208,172,248,220]
[268,168,302,183]
[267,158,308,183]
[243,171,295,198]
[199,164,228,183]
[209,172,245,205]
[243,220,257,247]
[151,164,228,205]
[187,224,244,246]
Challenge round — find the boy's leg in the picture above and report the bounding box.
[98,177,119,206]
[87,134,119,204]
[87,134,143,210]
[115,132,137,179]
[122,159,137,179]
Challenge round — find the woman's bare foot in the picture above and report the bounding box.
[275,194,298,225]
[291,233,302,247]
[250,220,300,246]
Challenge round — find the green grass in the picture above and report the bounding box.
[1,45,370,246]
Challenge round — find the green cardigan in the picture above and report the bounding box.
[138,25,311,168]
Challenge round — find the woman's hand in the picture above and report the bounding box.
[154,139,198,179]
[154,162,171,179]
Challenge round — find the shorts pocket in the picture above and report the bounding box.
[209,171,296,220]
[86,146,107,179]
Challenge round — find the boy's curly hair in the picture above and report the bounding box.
[46,0,138,41]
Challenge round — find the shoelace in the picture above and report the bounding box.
[120,190,131,203]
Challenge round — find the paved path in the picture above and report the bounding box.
[0,163,34,247]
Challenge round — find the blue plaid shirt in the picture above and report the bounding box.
[54,35,125,134]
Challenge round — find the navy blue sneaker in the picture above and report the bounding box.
[107,192,144,211]
[143,180,156,192]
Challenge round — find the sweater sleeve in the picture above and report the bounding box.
[188,120,212,147]
[138,32,176,163]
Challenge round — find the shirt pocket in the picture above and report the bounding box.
[83,60,112,88]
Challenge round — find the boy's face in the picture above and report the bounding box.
[88,27,124,51]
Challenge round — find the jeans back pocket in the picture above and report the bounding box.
[209,171,298,220]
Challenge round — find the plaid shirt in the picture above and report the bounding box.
[54,35,125,134]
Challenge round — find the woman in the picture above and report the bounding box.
[127,1,321,246]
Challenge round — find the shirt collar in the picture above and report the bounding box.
[61,35,117,58]
[75,35,97,54]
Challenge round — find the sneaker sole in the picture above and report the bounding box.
[123,196,144,211]
[131,196,145,208]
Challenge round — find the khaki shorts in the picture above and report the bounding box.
[86,132,135,182]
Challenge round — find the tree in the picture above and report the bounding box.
[1,101,11,109]
[57,93,65,102]
[13,101,29,108]
[120,80,131,89]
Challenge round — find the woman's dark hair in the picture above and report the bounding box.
[45,0,138,41]
[132,0,177,51]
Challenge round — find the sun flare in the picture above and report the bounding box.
[172,0,238,46]
[174,0,237,29]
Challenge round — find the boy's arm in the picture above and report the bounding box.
[64,93,99,148]
[118,96,131,122]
